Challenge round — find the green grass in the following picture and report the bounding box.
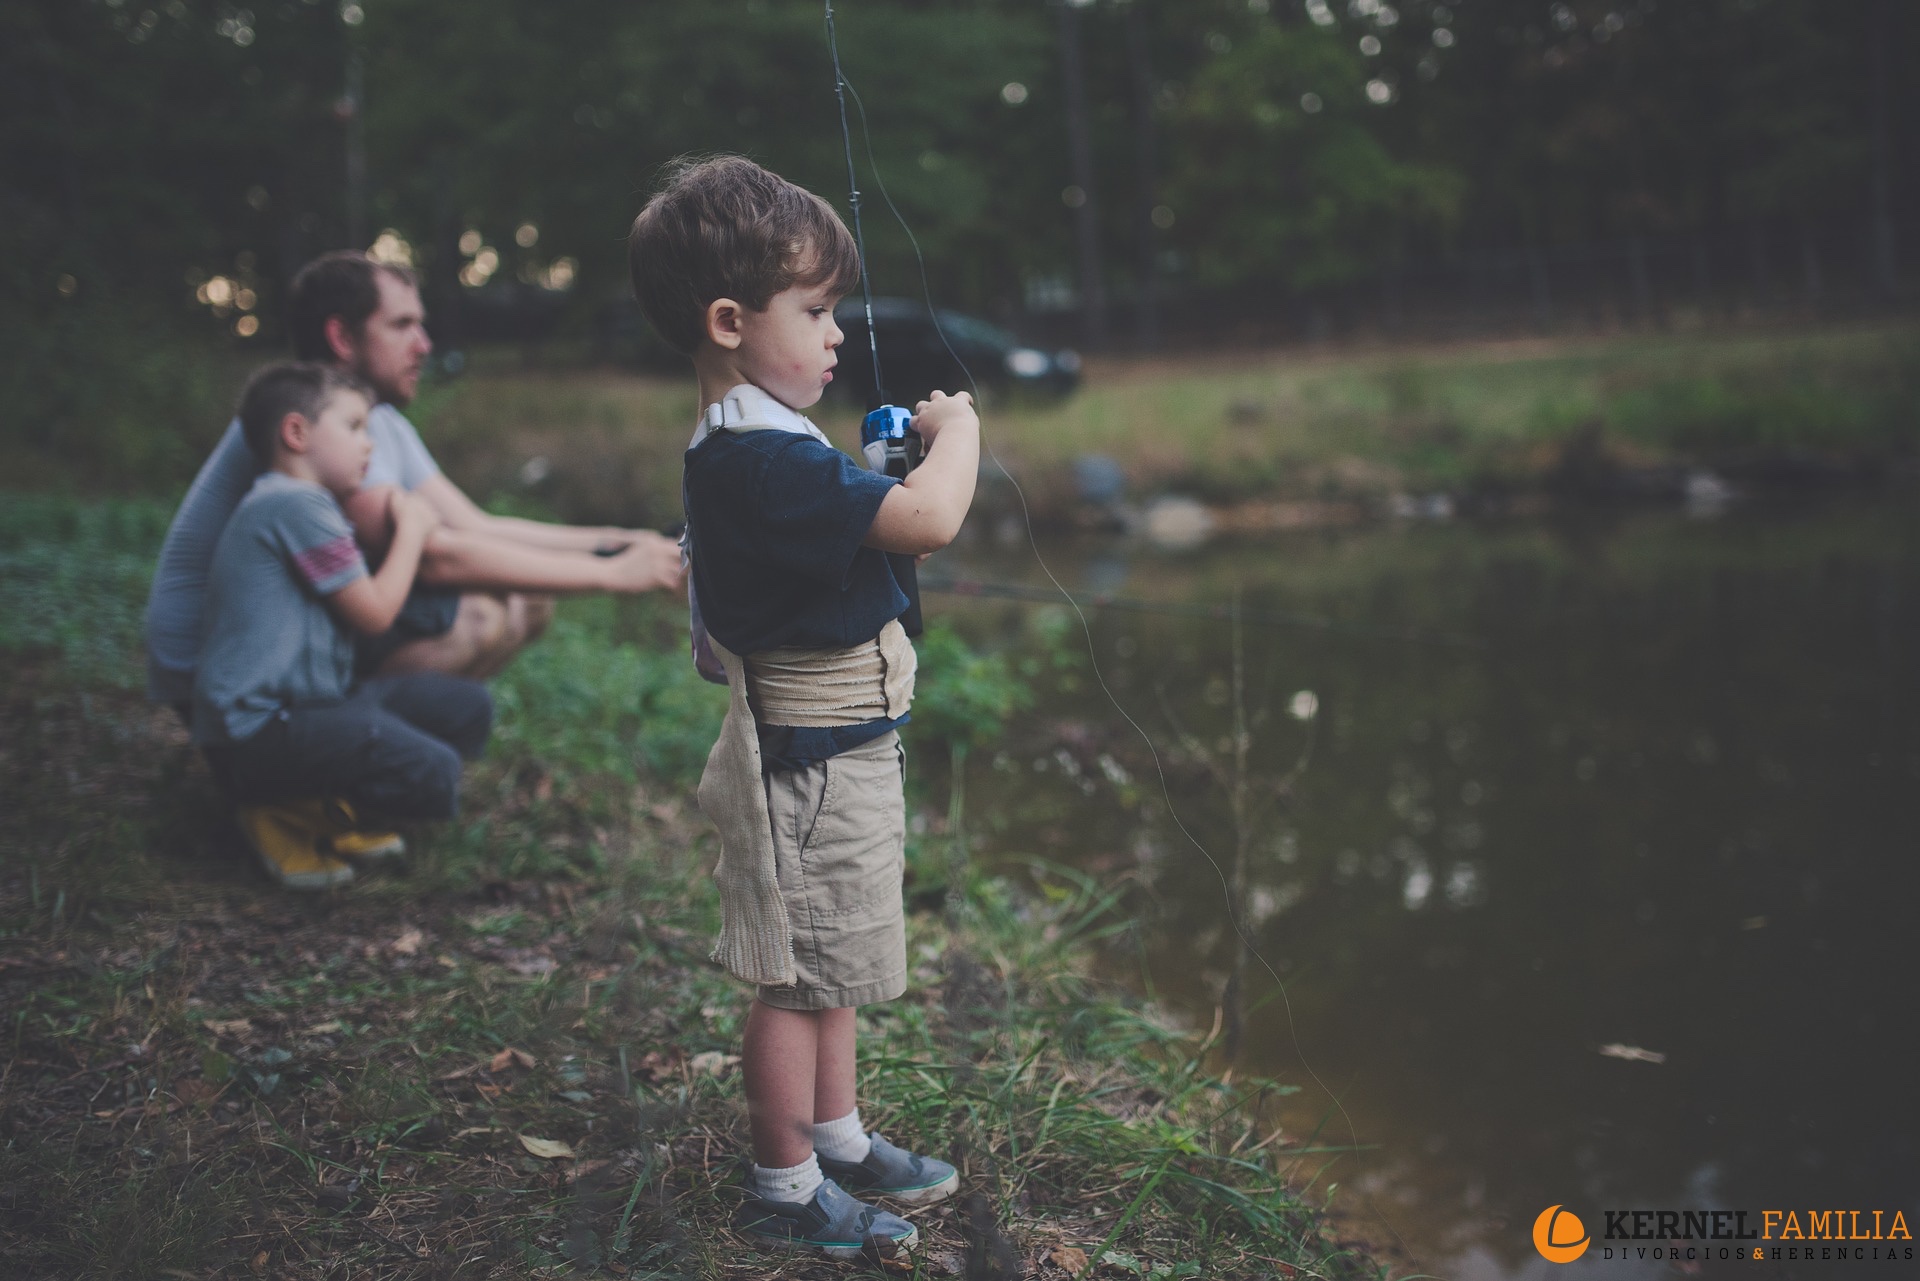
[0,495,1378,1280]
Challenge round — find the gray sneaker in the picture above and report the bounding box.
[819,1132,960,1205]
[733,1177,919,1258]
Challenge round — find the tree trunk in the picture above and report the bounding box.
[1123,1,1159,351]
[1869,0,1898,295]
[1058,1,1108,351]
[344,51,367,250]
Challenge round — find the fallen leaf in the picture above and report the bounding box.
[506,954,558,977]
[688,1051,740,1076]
[250,1249,269,1275]
[1049,1246,1089,1275]
[1598,1042,1667,1064]
[302,1019,344,1036]
[862,1233,910,1269]
[635,1048,683,1082]
[518,1134,576,1160]
[490,1046,535,1072]
[390,927,424,956]
[567,1158,612,1183]
[171,1078,223,1107]
[202,1018,253,1037]
[452,1126,498,1140]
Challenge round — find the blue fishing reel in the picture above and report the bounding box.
[860,404,922,479]
[859,403,925,637]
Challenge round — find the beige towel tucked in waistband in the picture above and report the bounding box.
[745,619,916,727]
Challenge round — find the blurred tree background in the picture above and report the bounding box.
[3,0,1910,487]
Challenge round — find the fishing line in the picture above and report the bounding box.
[824,6,1421,1269]
[920,574,1483,648]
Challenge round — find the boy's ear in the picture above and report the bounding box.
[704,298,745,350]
[278,411,312,456]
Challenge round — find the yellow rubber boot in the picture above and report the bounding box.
[237,803,354,890]
[319,799,405,862]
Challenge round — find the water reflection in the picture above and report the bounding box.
[931,502,1920,1278]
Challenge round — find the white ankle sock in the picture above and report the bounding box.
[752,1152,823,1204]
[813,1108,872,1163]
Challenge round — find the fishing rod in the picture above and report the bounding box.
[826,0,925,637]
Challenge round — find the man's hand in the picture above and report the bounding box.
[598,530,687,594]
[911,390,977,445]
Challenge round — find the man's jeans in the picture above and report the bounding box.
[203,674,492,822]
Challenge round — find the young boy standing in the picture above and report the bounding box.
[193,362,493,889]
[629,156,980,1256]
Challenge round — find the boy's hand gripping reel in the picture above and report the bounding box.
[861,404,925,637]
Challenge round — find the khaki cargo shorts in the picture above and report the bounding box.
[756,731,908,1010]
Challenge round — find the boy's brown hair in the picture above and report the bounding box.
[628,155,861,356]
[238,361,373,464]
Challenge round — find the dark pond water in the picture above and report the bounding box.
[931,498,1920,1279]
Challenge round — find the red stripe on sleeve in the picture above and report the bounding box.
[292,535,363,587]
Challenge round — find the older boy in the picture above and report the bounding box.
[629,156,979,1256]
[194,362,492,889]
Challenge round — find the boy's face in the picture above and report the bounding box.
[733,279,844,411]
[295,388,375,499]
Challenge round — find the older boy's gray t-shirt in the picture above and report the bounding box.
[145,404,438,703]
[190,472,368,746]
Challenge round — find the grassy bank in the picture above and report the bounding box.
[409,321,1920,528]
[0,497,1380,1279]
[4,321,1912,524]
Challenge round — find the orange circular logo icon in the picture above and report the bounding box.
[1533,1205,1591,1263]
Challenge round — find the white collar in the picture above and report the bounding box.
[689,384,830,449]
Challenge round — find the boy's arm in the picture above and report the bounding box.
[864,392,980,555]
[328,489,435,635]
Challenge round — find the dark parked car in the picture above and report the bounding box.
[831,298,1080,407]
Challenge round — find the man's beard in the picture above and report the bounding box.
[353,361,414,408]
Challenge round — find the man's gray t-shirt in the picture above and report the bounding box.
[145,403,439,703]
[191,472,369,746]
